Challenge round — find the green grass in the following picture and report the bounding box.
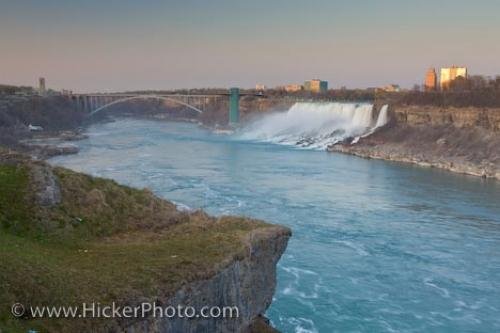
[36,167,189,243]
[0,161,271,332]
[0,165,32,235]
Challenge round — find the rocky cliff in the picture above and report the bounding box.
[390,105,500,131]
[329,106,500,180]
[126,226,289,333]
[0,150,291,333]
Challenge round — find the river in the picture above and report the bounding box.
[50,117,500,333]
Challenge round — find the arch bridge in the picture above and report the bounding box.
[69,88,252,124]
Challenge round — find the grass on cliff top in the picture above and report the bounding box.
[0,164,32,234]
[0,162,271,333]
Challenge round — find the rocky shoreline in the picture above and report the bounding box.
[18,130,87,159]
[329,106,500,180]
[329,141,499,179]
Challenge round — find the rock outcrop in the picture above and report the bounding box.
[125,226,290,333]
[30,162,62,206]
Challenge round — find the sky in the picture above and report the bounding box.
[1,0,500,92]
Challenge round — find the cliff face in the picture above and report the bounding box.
[392,106,500,131]
[330,106,500,179]
[126,227,289,333]
[0,151,291,333]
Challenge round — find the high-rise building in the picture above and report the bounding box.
[38,77,46,96]
[424,68,437,91]
[440,66,467,90]
[304,79,328,93]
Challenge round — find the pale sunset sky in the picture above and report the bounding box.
[1,0,499,92]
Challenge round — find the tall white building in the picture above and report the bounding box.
[440,66,467,90]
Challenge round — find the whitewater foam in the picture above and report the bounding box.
[238,102,389,150]
[375,104,389,128]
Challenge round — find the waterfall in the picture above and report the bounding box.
[238,102,389,150]
[375,105,389,128]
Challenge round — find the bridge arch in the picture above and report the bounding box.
[89,95,204,116]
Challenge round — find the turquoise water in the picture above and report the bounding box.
[51,119,500,333]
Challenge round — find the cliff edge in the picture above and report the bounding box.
[0,150,291,332]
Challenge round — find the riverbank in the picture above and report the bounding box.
[0,150,290,332]
[329,106,500,180]
[17,130,89,159]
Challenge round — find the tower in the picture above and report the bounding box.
[38,77,46,96]
[229,88,239,124]
[424,68,437,91]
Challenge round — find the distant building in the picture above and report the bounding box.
[440,66,467,90]
[284,84,303,92]
[255,84,267,91]
[38,77,46,96]
[382,84,401,92]
[424,68,437,91]
[304,79,328,93]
